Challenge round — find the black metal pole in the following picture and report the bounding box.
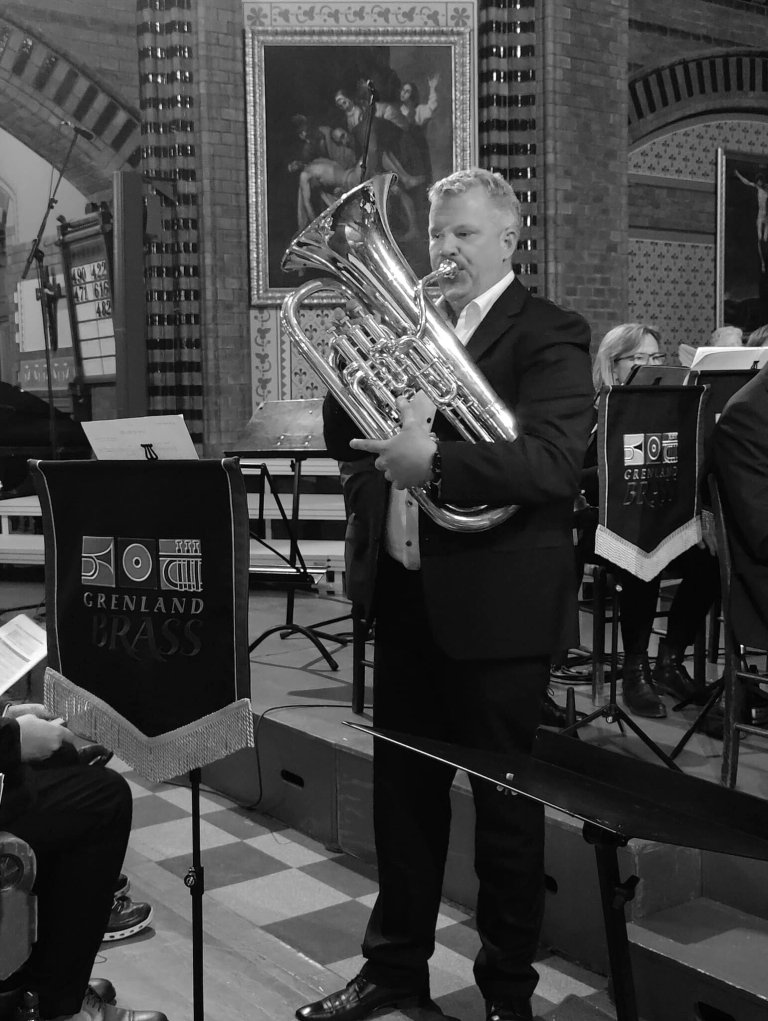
[21,129,81,460]
[32,254,59,459]
[585,825,640,1021]
[185,768,205,1021]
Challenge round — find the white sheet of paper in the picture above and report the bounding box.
[0,614,47,696]
[82,415,199,460]
[690,346,768,371]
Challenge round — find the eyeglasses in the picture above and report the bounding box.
[616,353,666,366]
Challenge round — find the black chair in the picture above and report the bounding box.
[0,831,37,1019]
[709,476,768,788]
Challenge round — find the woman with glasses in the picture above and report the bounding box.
[573,324,718,719]
[591,322,666,387]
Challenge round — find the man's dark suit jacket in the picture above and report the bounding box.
[0,714,33,826]
[324,275,594,661]
[712,363,768,649]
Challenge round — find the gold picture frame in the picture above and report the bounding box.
[245,1,477,303]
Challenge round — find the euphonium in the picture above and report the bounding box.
[280,173,518,532]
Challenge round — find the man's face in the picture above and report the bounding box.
[400,83,413,102]
[335,93,353,113]
[428,187,517,311]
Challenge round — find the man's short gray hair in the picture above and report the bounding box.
[428,168,522,234]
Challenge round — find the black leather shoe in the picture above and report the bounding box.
[622,653,666,718]
[296,974,430,1021]
[78,742,114,767]
[81,985,168,1020]
[652,642,703,703]
[539,690,587,729]
[88,979,117,1005]
[486,1000,533,1021]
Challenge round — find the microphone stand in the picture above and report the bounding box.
[20,129,81,459]
[359,79,376,182]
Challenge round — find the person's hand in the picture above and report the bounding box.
[3,702,54,721]
[428,72,440,89]
[17,715,75,762]
[349,397,436,490]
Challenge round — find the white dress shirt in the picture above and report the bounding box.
[385,269,515,568]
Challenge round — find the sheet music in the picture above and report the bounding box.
[690,346,768,371]
[0,614,47,696]
[82,415,199,460]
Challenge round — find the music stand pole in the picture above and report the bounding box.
[185,767,205,1021]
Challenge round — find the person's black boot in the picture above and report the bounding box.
[622,653,666,718]
[652,640,703,703]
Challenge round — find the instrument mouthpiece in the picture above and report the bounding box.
[437,260,458,280]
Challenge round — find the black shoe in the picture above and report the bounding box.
[622,653,666,718]
[652,642,702,703]
[540,690,587,729]
[78,742,114,767]
[89,979,117,1005]
[115,872,130,897]
[295,974,430,1021]
[81,984,168,1020]
[486,1001,533,1021]
[103,896,153,942]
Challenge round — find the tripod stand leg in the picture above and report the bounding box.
[668,679,724,761]
[249,624,339,670]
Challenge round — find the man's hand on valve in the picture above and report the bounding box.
[350,397,436,490]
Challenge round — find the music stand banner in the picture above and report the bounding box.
[595,385,708,582]
[30,458,253,781]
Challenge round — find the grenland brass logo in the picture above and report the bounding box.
[80,536,204,660]
[622,432,679,507]
[82,537,202,591]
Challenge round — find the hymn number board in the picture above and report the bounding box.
[58,208,116,382]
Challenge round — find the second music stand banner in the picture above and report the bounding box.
[595,384,708,581]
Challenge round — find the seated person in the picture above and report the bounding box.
[580,323,719,718]
[708,324,744,347]
[0,701,167,1021]
[746,324,768,348]
[711,361,768,648]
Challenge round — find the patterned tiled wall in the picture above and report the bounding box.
[628,117,768,351]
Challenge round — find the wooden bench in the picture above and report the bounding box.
[0,498,45,565]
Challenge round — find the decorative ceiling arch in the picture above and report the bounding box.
[629,49,768,146]
[0,12,141,201]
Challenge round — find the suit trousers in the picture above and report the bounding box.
[360,554,549,1004]
[1,764,132,1018]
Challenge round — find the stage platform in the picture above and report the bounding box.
[4,569,768,1020]
[201,584,768,1021]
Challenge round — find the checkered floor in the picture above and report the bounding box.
[116,759,612,1021]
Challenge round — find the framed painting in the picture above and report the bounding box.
[245,2,477,302]
[716,148,768,332]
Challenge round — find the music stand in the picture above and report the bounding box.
[346,722,768,1021]
[227,400,351,669]
[624,365,689,386]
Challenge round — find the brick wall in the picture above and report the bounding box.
[539,0,629,350]
[1,0,767,440]
[194,0,251,451]
[630,0,768,71]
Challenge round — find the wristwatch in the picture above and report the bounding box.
[428,443,442,500]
